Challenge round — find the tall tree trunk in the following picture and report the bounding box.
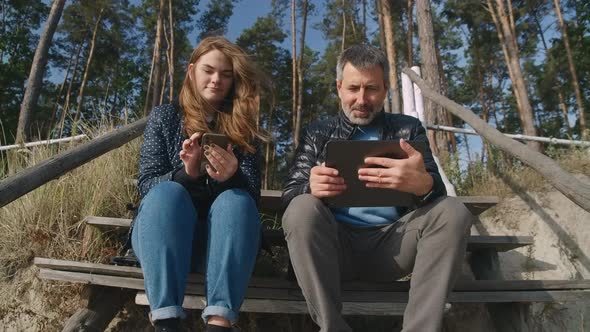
[341,0,346,52]
[435,41,456,152]
[362,0,367,41]
[143,41,157,115]
[73,7,104,129]
[375,0,391,113]
[159,68,167,105]
[167,0,174,101]
[50,43,77,134]
[553,0,587,139]
[16,0,66,144]
[416,0,450,155]
[407,0,414,67]
[271,144,277,188]
[380,0,401,114]
[533,9,572,137]
[487,0,540,151]
[290,0,297,150]
[294,0,309,149]
[151,0,166,110]
[475,49,489,160]
[263,90,276,190]
[59,40,84,138]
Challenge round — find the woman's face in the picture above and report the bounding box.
[189,49,234,107]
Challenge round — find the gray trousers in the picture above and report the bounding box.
[282,194,473,332]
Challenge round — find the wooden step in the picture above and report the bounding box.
[84,216,533,252]
[121,186,498,215]
[136,287,590,315]
[261,190,499,215]
[34,258,590,316]
[35,258,590,293]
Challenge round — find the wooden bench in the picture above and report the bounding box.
[33,191,589,331]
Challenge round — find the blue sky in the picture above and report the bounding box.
[221,1,326,52]
[198,0,380,53]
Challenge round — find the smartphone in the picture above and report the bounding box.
[200,133,230,173]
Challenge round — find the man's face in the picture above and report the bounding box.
[336,63,387,125]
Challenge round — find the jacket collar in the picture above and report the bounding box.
[337,109,387,138]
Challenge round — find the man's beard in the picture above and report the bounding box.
[342,103,381,125]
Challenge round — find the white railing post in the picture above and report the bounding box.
[411,66,426,124]
[401,70,418,118]
[403,66,457,197]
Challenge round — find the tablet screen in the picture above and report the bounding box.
[323,140,427,207]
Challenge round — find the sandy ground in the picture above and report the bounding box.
[474,174,590,331]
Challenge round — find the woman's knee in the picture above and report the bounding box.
[212,189,256,211]
[142,181,193,207]
[209,189,260,230]
[136,181,197,228]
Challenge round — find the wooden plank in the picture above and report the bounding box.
[84,216,531,252]
[135,293,407,316]
[35,257,144,278]
[468,235,533,252]
[36,259,590,293]
[84,216,131,228]
[40,267,590,314]
[38,269,205,294]
[135,288,590,315]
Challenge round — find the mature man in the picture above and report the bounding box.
[281,44,473,332]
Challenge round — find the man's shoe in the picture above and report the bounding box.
[154,318,181,332]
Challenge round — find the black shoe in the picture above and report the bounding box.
[154,318,181,332]
[205,323,233,332]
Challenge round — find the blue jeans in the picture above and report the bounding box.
[131,181,261,324]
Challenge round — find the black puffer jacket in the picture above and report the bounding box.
[282,110,446,216]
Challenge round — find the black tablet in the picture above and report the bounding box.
[323,140,427,208]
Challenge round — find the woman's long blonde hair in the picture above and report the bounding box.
[179,37,266,153]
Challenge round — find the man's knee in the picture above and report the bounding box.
[282,194,331,237]
[432,196,473,234]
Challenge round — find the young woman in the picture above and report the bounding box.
[131,37,266,332]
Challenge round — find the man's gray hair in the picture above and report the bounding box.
[336,44,389,84]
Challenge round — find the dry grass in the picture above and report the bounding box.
[0,125,140,326]
[446,147,589,198]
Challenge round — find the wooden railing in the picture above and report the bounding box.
[403,68,590,213]
[0,118,147,208]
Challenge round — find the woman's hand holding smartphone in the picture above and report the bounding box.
[200,133,238,182]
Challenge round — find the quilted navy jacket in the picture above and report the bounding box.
[282,110,445,216]
[138,102,262,212]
